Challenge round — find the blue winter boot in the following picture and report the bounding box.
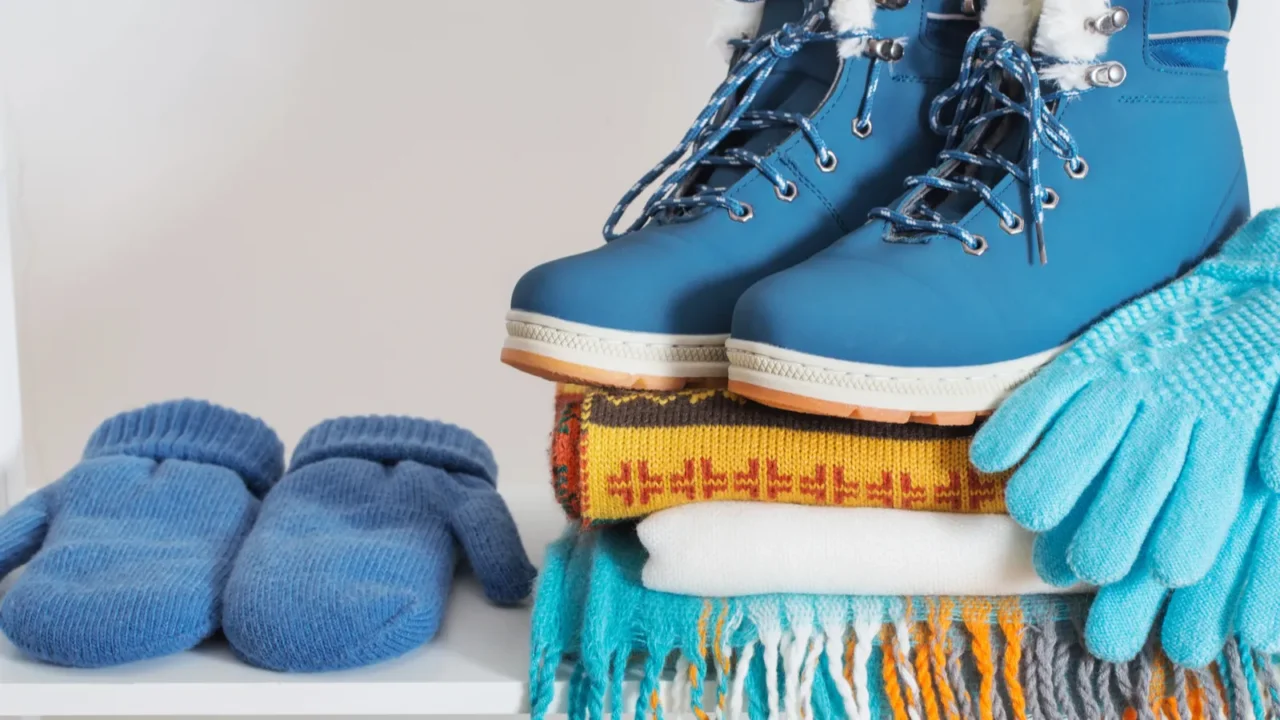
[727,0,1250,424]
[503,0,979,390]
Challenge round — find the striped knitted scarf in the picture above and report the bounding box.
[531,526,1279,720]
[552,385,1012,525]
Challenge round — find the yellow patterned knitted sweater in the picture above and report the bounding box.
[552,385,1011,524]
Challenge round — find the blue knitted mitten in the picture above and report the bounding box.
[0,400,284,668]
[972,209,1280,589]
[222,416,537,672]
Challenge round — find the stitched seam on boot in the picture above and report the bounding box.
[509,321,729,363]
[728,347,1040,386]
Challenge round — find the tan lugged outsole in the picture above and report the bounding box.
[501,348,727,391]
[727,379,988,426]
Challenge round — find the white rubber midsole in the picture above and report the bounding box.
[504,311,729,379]
[726,339,1065,413]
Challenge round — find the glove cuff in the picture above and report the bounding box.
[83,399,285,496]
[290,416,497,485]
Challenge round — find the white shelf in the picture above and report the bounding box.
[0,485,577,717]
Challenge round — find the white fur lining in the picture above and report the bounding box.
[829,0,878,58]
[1035,0,1111,60]
[981,0,1040,46]
[710,0,880,61]
[1040,64,1098,90]
[1035,0,1113,90]
[711,0,766,63]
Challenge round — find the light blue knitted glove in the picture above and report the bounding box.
[1079,475,1280,667]
[972,209,1280,589]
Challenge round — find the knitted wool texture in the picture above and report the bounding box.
[973,209,1280,590]
[222,415,537,673]
[1079,473,1280,670]
[553,385,1010,525]
[0,399,284,668]
[530,526,1276,720]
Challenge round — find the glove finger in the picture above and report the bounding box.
[1004,384,1138,532]
[1033,473,1103,587]
[1238,496,1280,650]
[1067,408,1196,585]
[1033,533,1078,588]
[449,486,538,605]
[1149,424,1251,588]
[1085,555,1168,663]
[1162,482,1270,668]
[1260,391,1280,492]
[970,363,1090,473]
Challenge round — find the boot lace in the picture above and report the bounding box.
[602,13,892,241]
[870,27,1088,264]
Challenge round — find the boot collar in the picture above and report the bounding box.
[710,0,882,61]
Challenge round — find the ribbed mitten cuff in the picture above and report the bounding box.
[83,399,285,496]
[290,416,498,485]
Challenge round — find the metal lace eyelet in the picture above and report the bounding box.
[1001,214,1025,235]
[775,181,798,203]
[1087,62,1127,88]
[816,151,839,173]
[729,203,754,223]
[963,235,988,257]
[876,0,909,8]
[867,38,905,62]
[1086,7,1130,35]
[852,119,873,139]
[1043,188,1060,210]
[961,0,978,16]
[1066,157,1090,179]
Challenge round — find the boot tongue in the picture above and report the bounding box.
[701,0,839,191]
[926,109,1028,223]
[893,0,1041,227]
[904,45,1035,227]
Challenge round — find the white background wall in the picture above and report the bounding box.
[0,0,1276,503]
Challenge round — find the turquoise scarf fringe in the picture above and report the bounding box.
[531,525,1280,720]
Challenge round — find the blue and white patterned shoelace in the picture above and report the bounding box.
[602,12,887,241]
[871,27,1089,264]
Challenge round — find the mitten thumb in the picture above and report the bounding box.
[0,488,49,579]
[449,483,537,605]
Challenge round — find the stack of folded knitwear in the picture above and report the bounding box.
[530,384,1278,720]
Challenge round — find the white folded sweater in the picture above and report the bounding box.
[638,502,1091,597]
